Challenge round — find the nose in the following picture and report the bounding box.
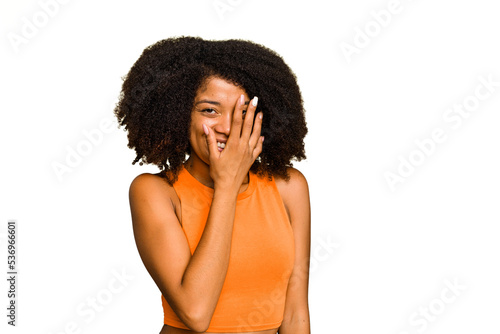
[213,110,232,136]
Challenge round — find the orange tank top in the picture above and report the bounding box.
[162,166,295,332]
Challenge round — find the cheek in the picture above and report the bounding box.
[188,116,201,139]
[188,121,208,152]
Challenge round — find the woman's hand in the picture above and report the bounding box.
[203,94,264,192]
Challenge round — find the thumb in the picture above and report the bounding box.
[203,124,218,159]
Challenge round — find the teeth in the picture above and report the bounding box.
[217,142,226,149]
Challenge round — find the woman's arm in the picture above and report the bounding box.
[276,168,311,334]
[130,174,239,332]
[130,95,263,333]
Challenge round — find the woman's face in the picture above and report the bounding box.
[189,76,250,166]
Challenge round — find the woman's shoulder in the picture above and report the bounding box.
[273,167,309,192]
[130,172,171,190]
[271,167,310,227]
[273,167,309,214]
[129,172,179,207]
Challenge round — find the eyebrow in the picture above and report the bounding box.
[194,99,250,106]
[195,99,220,106]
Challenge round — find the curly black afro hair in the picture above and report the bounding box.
[114,36,307,184]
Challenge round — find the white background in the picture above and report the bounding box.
[1,0,499,333]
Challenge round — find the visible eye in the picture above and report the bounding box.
[242,109,247,118]
[202,108,217,114]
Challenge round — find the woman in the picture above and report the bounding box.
[114,37,311,333]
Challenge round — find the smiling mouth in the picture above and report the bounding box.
[217,141,226,149]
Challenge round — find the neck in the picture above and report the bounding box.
[184,156,249,190]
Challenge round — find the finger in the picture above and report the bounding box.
[248,111,263,149]
[203,124,219,159]
[227,94,245,145]
[240,96,258,140]
[252,136,264,160]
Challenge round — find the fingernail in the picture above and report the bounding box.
[252,96,258,107]
[261,136,264,143]
[202,124,209,135]
[259,112,263,120]
[240,94,245,104]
